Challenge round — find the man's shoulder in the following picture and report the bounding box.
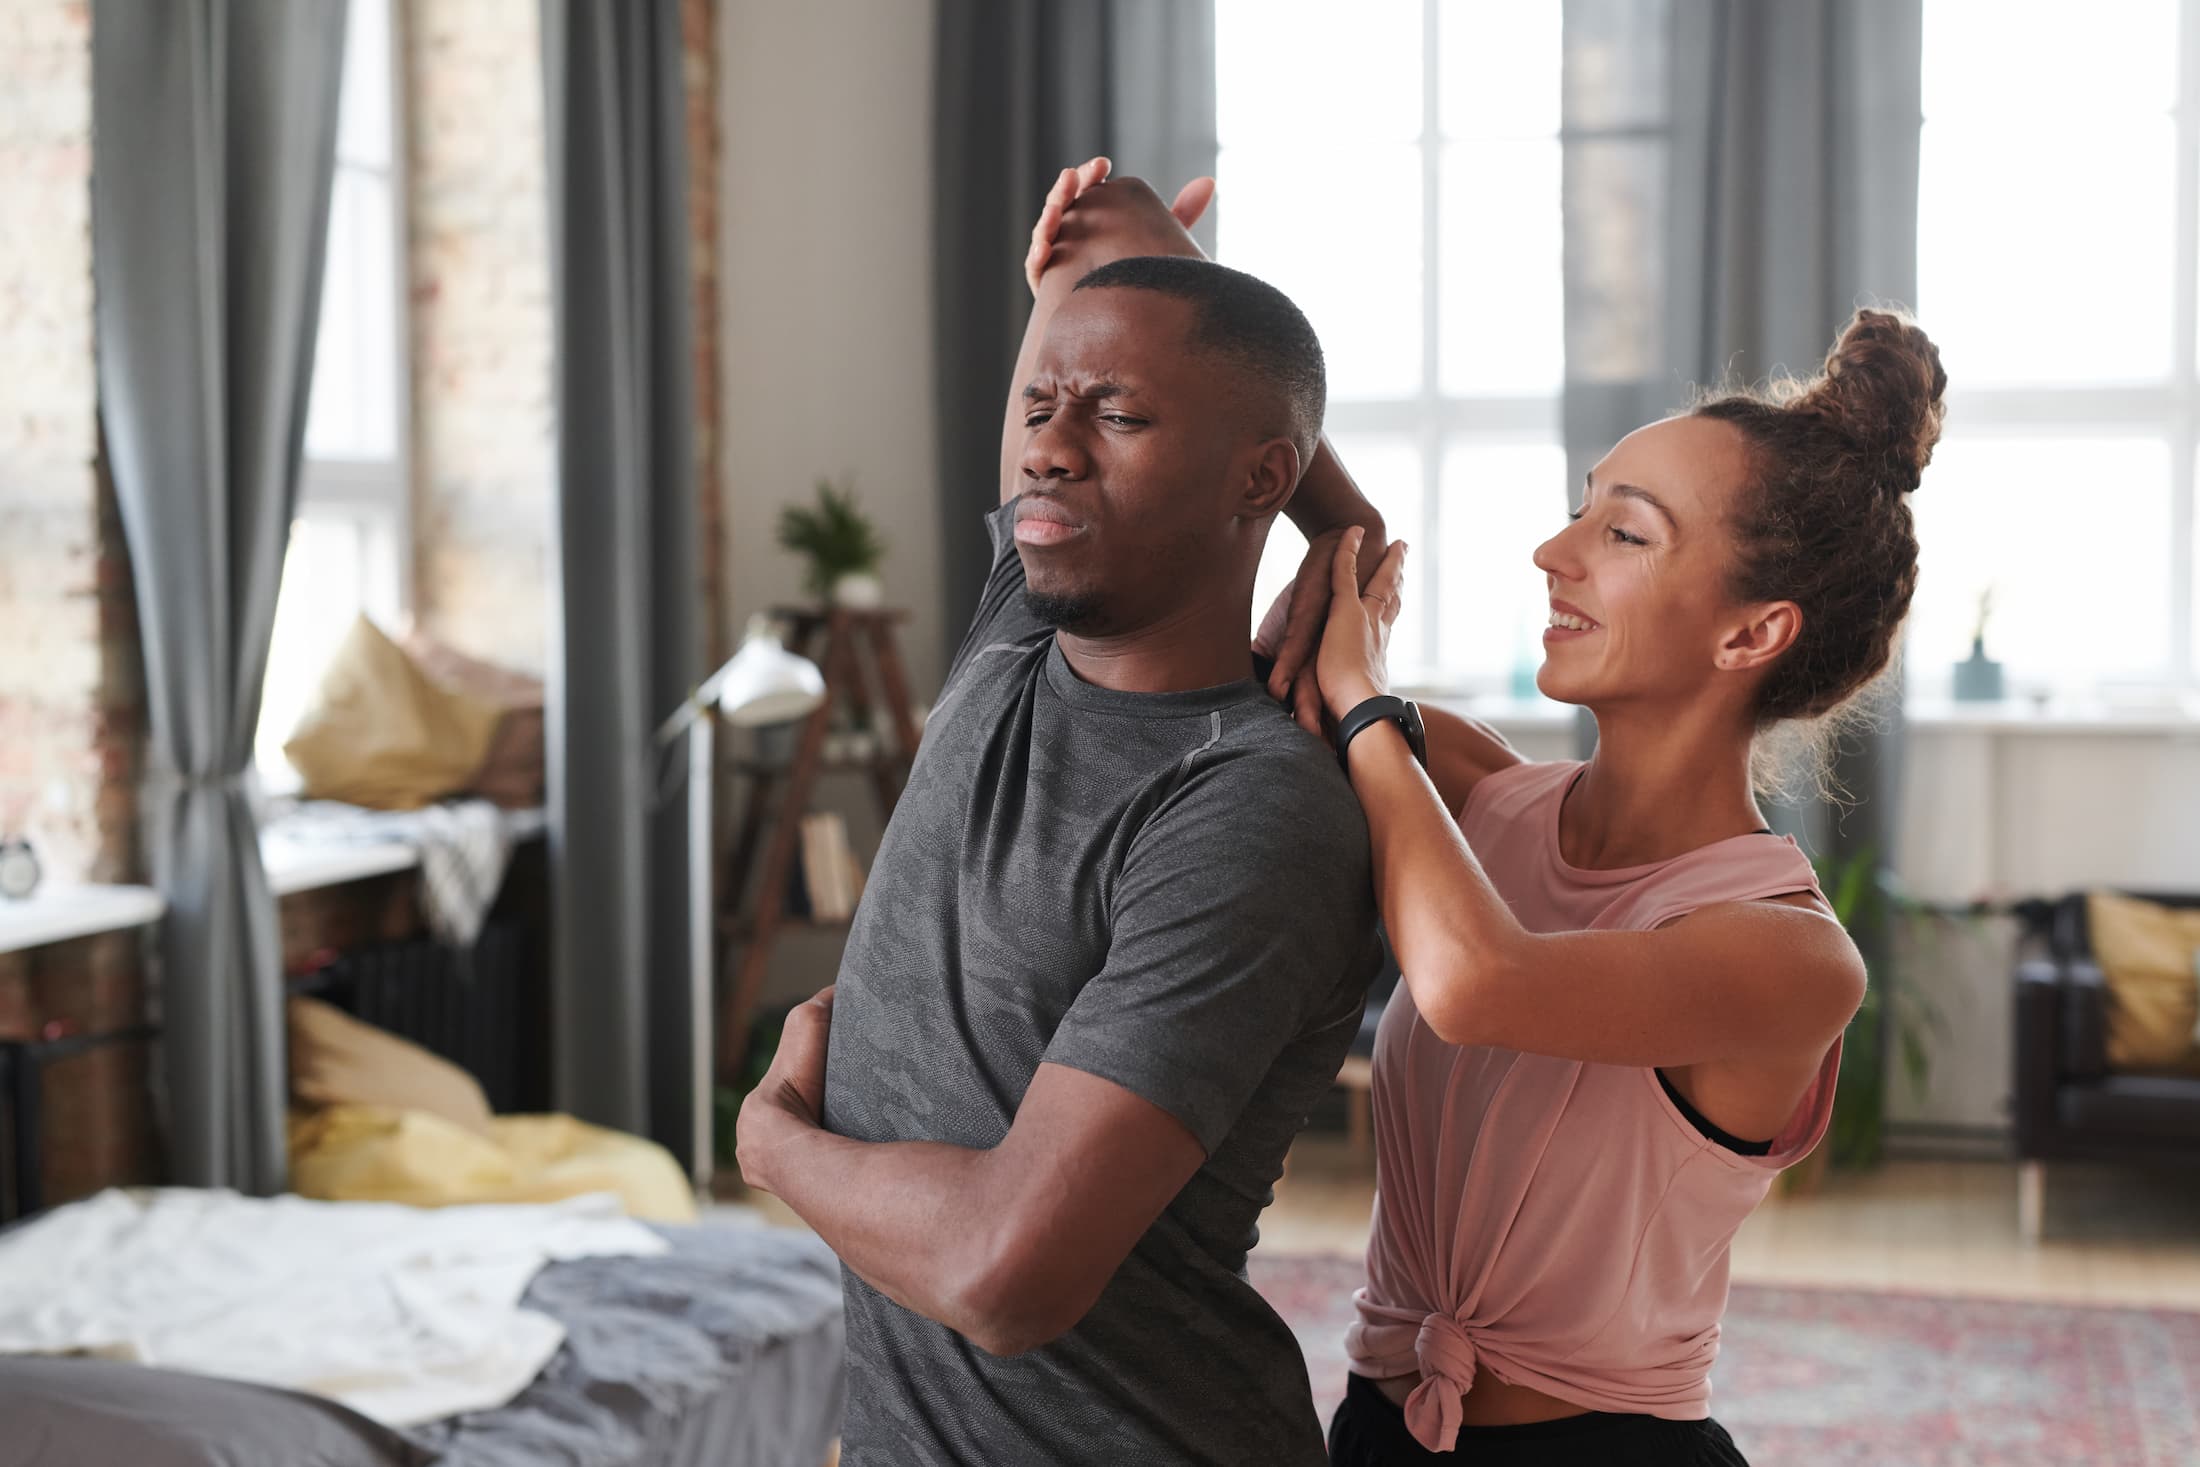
[1175,702,1371,849]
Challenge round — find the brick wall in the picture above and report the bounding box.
[403,0,724,672]
[684,0,727,670]
[0,0,138,888]
[402,0,556,673]
[0,1,156,1207]
[0,0,725,1211]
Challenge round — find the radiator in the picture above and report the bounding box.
[298,918,541,1116]
[1,921,541,1226]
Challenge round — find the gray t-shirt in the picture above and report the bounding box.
[821,505,1382,1467]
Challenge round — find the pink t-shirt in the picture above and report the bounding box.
[1344,760,1840,1452]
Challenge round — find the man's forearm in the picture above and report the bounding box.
[754,1113,1002,1335]
[1288,436,1387,548]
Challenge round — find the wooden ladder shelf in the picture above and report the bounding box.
[717,606,919,1081]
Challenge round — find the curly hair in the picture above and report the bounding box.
[1693,309,1947,731]
[1686,310,1946,801]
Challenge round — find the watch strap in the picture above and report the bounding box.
[1335,695,1414,769]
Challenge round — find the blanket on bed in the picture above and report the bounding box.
[0,1188,664,1426]
[0,1221,845,1467]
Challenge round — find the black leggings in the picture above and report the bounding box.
[1327,1373,1751,1466]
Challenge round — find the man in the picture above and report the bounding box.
[736,176,1387,1466]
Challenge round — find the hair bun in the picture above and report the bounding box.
[1797,308,1947,496]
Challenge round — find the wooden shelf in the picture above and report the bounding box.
[726,755,890,778]
[716,606,920,1086]
[720,913,853,942]
[769,606,911,628]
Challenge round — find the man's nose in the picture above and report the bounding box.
[1020,417,1090,481]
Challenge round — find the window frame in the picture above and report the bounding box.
[298,0,412,622]
[1218,0,1567,697]
[1916,0,2200,699]
[259,0,410,790]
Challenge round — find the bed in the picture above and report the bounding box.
[0,1218,845,1467]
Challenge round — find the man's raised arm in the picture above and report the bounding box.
[998,166,1210,504]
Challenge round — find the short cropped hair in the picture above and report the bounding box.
[1073,255,1326,467]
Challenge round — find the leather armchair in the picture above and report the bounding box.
[2012,890,2200,1241]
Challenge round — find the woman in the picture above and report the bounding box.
[1031,162,1943,1465]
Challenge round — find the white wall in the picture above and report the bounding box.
[717,0,945,698]
[1888,721,2200,1139]
[716,0,943,1011]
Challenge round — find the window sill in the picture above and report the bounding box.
[260,805,548,897]
[0,885,167,957]
[1899,696,2200,737]
[1405,688,2200,740]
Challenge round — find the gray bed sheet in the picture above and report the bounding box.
[418,1222,845,1467]
[0,1221,845,1467]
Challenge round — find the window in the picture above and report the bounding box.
[1909,0,2196,698]
[1220,3,2200,705]
[1217,0,1566,694]
[258,0,409,783]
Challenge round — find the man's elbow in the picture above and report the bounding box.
[949,1242,1095,1358]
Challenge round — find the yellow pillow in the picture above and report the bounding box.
[283,614,502,810]
[288,1104,698,1223]
[288,996,497,1137]
[289,1104,515,1207]
[2088,891,2200,1076]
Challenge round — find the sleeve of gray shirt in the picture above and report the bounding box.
[942,503,1049,692]
[1040,754,1379,1155]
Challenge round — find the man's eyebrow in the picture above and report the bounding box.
[1584,470,1678,530]
[1021,380,1134,401]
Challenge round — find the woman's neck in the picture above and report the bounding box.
[1563,701,1767,870]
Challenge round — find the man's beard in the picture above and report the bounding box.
[1022,586,1109,633]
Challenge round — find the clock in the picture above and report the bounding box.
[0,837,40,902]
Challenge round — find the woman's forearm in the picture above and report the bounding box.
[1344,721,1520,1044]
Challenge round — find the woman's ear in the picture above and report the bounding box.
[1238,437,1302,519]
[1717,601,1802,673]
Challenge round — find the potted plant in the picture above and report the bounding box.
[777,478,888,609]
[1952,585,2003,702]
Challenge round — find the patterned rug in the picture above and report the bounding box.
[1248,1252,2200,1465]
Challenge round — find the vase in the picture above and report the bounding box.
[1952,635,2003,702]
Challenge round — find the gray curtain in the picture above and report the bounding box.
[933,0,1217,637]
[540,0,700,1165]
[91,0,348,1193]
[1559,0,1924,894]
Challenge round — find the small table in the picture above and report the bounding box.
[0,884,166,1223]
[0,884,166,957]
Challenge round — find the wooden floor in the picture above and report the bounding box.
[722,1141,2200,1465]
[1266,1136,2200,1310]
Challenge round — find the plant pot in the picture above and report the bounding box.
[1952,635,2003,702]
[830,572,883,609]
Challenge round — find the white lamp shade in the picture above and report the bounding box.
[706,616,826,727]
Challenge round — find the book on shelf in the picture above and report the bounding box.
[799,813,842,921]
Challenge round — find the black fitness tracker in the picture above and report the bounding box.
[1334,695,1427,770]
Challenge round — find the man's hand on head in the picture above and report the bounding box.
[733,984,834,1196]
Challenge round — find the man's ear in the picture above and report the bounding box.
[1716,600,1802,674]
[1237,437,1302,519]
